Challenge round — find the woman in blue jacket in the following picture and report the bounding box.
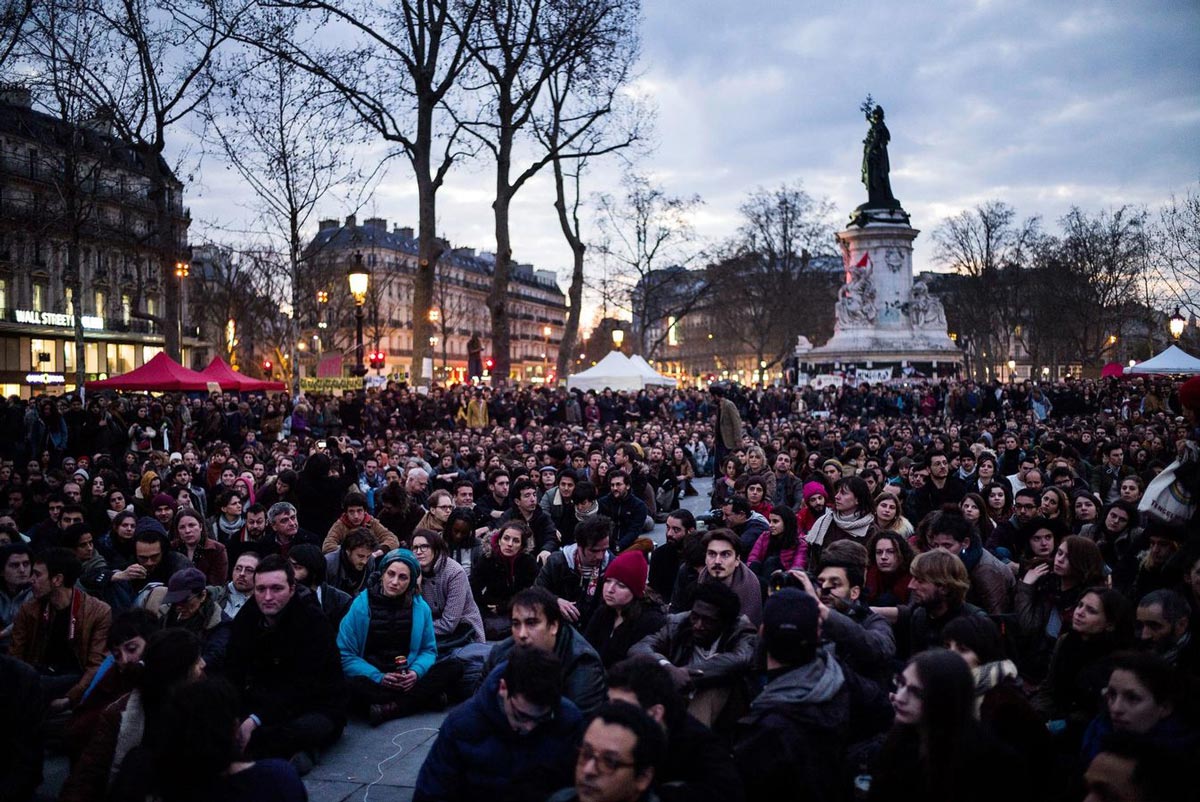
[337,548,461,725]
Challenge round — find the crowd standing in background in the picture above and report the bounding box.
[1,372,1198,801]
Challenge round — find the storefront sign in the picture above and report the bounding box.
[25,372,66,385]
[13,309,104,331]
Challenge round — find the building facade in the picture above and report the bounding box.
[302,216,566,383]
[0,86,193,397]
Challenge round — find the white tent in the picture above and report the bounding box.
[1123,345,1200,375]
[628,354,678,386]
[567,351,646,392]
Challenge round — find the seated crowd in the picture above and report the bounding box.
[0,375,1197,801]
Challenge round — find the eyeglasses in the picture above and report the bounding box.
[435,505,453,511]
[411,544,432,552]
[576,744,636,775]
[508,697,555,727]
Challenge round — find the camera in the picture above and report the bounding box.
[768,569,814,595]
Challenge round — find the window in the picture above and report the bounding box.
[146,297,156,317]
[121,294,131,324]
[94,291,106,317]
[32,283,45,312]
[66,342,100,374]
[0,278,6,311]
[106,343,135,374]
[142,345,162,364]
[30,338,56,371]
[65,286,74,316]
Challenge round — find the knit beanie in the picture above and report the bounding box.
[151,493,178,511]
[1181,376,1200,411]
[603,550,648,599]
[380,548,421,580]
[802,481,827,500]
[134,516,168,538]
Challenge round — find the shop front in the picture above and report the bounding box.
[0,308,188,398]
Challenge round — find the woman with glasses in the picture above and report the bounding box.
[410,529,484,661]
[869,649,1023,802]
[337,548,460,725]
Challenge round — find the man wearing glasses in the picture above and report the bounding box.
[415,646,583,801]
[989,488,1041,558]
[548,701,666,802]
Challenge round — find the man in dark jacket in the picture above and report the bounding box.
[415,645,584,801]
[224,554,346,772]
[252,502,321,559]
[479,587,607,716]
[648,510,696,601]
[599,471,650,552]
[606,656,745,802]
[733,589,850,801]
[771,453,803,508]
[720,496,769,560]
[535,515,613,630]
[631,580,756,728]
[0,654,44,802]
[287,543,352,628]
[159,566,233,673]
[876,549,990,659]
[908,450,966,525]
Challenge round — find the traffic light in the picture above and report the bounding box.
[485,357,494,370]
[369,350,386,370]
[262,359,272,374]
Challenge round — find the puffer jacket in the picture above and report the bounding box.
[336,583,436,683]
[414,664,583,802]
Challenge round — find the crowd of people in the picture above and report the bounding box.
[1,372,1197,802]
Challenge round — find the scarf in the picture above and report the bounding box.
[805,509,874,546]
[218,515,246,542]
[972,659,1019,714]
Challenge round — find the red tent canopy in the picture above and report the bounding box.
[85,352,213,392]
[1101,362,1125,379]
[200,357,286,392]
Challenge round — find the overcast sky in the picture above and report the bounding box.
[187,0,1200,321]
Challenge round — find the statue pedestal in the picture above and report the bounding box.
[805,208,962,370]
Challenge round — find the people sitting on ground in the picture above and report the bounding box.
[535,513,615,632]
[323,527,379,597]
[584,549,668,669]
[863,529,914,606]
[172,508,228,588]
[747,503,807,578]
[321,490,400,555]
[223,554,346,774]
[337,547,461,726]
[470,520,539,640]
[414,645,584,802]
[547,701,667,802]
[632,579,756,729]
[288,543,353,628]
[695,529,763,627]
[212,550,259,619]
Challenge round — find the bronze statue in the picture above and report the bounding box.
[861,105,898,208]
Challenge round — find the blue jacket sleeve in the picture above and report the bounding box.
[337,592,384,683]
[409,597,438,679]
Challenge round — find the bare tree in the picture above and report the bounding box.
[1151,183,1200,316]
[932,201,1042,378]
[461,0,640,383]
[188,243,282,370]
[707,184,836,374]
[199,36,371,393]
[0,0,32,70]
[229,0,482,387]
[592,171,707,356]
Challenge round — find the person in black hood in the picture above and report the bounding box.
[293,451,356,537]
[288,544,352,628]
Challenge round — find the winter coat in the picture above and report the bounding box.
[732,650,850,802]
[499,506,560,555]
[414,665,583,802]
[322,512,399,554]
[598,492,651,552]
[716,398,743,449]
[583,601,669,668]
[697,562,764,626]
[420,554,485,644]
[481,623,607,716]
[176,535,228,587]
[632,612,757,691]
[158,594,233,672]
[59,689,144,802]
[731,513,770,560]
[821,602,897,685]
[534,543,612,629]
[894,600,990,660]
[324,549,378,596]
[337,584,437,683]
[469,536,538,613]
[10,587,111,705]
[960,538,1015,615]
[747,529,807,572]
[224,588,347,730]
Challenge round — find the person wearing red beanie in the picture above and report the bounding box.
[583,550,666,668]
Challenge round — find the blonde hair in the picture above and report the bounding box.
[910,550,970,605]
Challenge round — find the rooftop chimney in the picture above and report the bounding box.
[344,213,357,228]
[395,226,414,240]
[364,217,387,231]
[318,218,339,231]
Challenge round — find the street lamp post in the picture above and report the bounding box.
[174,258,189,365]
[1169,308,1186,340]
[347,252,369,378]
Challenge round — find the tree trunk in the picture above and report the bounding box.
[411,102,440,387]
[553,159,585,381]
[146,143,182,361]
[488,126,515,385]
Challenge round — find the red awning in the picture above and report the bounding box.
[1100,362,1125,379]
[200,357,286,392]
[84,352,214,392]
